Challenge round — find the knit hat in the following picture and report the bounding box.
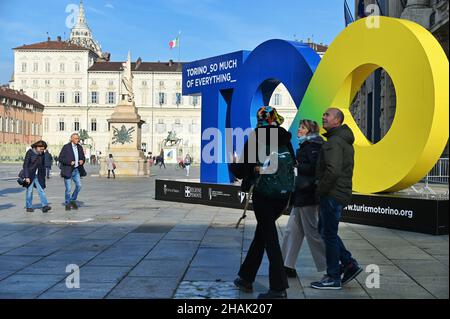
[256,106,284,127]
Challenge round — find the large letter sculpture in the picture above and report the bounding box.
[183,17,449,193]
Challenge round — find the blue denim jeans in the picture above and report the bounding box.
[26,178,49,209]
[318,196,355,280]
[64,168,82,205]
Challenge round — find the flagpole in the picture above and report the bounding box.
[178,31,181,63]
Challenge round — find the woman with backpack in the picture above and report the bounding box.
[22,140,51,213]
[230,106,295,299]
[281,120,327,277]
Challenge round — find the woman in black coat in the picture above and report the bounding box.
[281,120,326,277]
[23,140,51,213]
[230,106,295,299]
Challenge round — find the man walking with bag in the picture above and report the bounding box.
[310,108,362,290]
[58,133,87,211]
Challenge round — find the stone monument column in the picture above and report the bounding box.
[100,51,148,177]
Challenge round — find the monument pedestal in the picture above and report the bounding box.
[162,144,183,164]
[99,99,148,177]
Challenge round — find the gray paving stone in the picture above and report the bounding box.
[0,274,64,296]
[302,286,370,299]
[190,248,241,268]
[128,259,190,279]
[377,246,435,260]
[106,276,179,299]
[4,243,65,256]
[164,231,205,241]
[0,255,42,271]
[18,259,82,275]
[38,282,117,299]
[87,253,145,267]
[145,240,198,261]
[392,259,449,277]
[184,266,239,282]
[412,276,449,299]
[0,270,15,281]
[175,281,239,299]
[77,265,131,283]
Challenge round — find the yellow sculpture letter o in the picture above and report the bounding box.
[295,17,449,193]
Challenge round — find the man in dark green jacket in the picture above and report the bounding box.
[311,108,362,290]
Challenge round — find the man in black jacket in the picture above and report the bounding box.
[58,133,87,211]
[311,108,362,290]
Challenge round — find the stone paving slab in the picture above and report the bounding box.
[0,274,65,299]
[38,282,118,299]
[128,259,190,280]
[106,276,179,299]
[175,281,239,299]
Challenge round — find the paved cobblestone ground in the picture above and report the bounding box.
[0,163,448,299]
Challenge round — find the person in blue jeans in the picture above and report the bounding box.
[23,140,51,213]
[311,108,363,290]
[58,133,87,211]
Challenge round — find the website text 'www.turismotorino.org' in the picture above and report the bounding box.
[344,204,414,219]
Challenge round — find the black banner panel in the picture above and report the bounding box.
[155,179,448,235]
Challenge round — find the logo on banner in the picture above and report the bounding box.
[164,184,180,196]
[239,192,246,203]
[185,186,202,198]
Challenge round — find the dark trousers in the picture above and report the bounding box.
[45,167,51,178]
[159,160,166,168]
[318,196,355,280]
[108,170,115,178]
[238,192,289,291]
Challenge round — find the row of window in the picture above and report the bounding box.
[0,97,37,110]
[29,90,199,106]
[21,78,183,89]
[21,61,81,73]
[0,117,41,135]
[32,91,116,104]
[49,118,199,134]
[52,118,97,132]
[21,79,83,87]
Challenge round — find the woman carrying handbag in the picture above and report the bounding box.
[22,140,51,213]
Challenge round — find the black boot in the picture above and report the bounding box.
[257,290,287,299]
[233,277,253,292]
[284,267,297,278]
[70,202,78,210]
[42,206,52,213]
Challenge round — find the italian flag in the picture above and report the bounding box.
[169,37,179,49]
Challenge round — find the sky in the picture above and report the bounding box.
[0,0,352,84]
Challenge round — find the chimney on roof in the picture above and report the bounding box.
[169,59,174,66]
[57,36,62,42]
[19,89,24,94]
[47,36,51,41]
[136,57,142,70]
